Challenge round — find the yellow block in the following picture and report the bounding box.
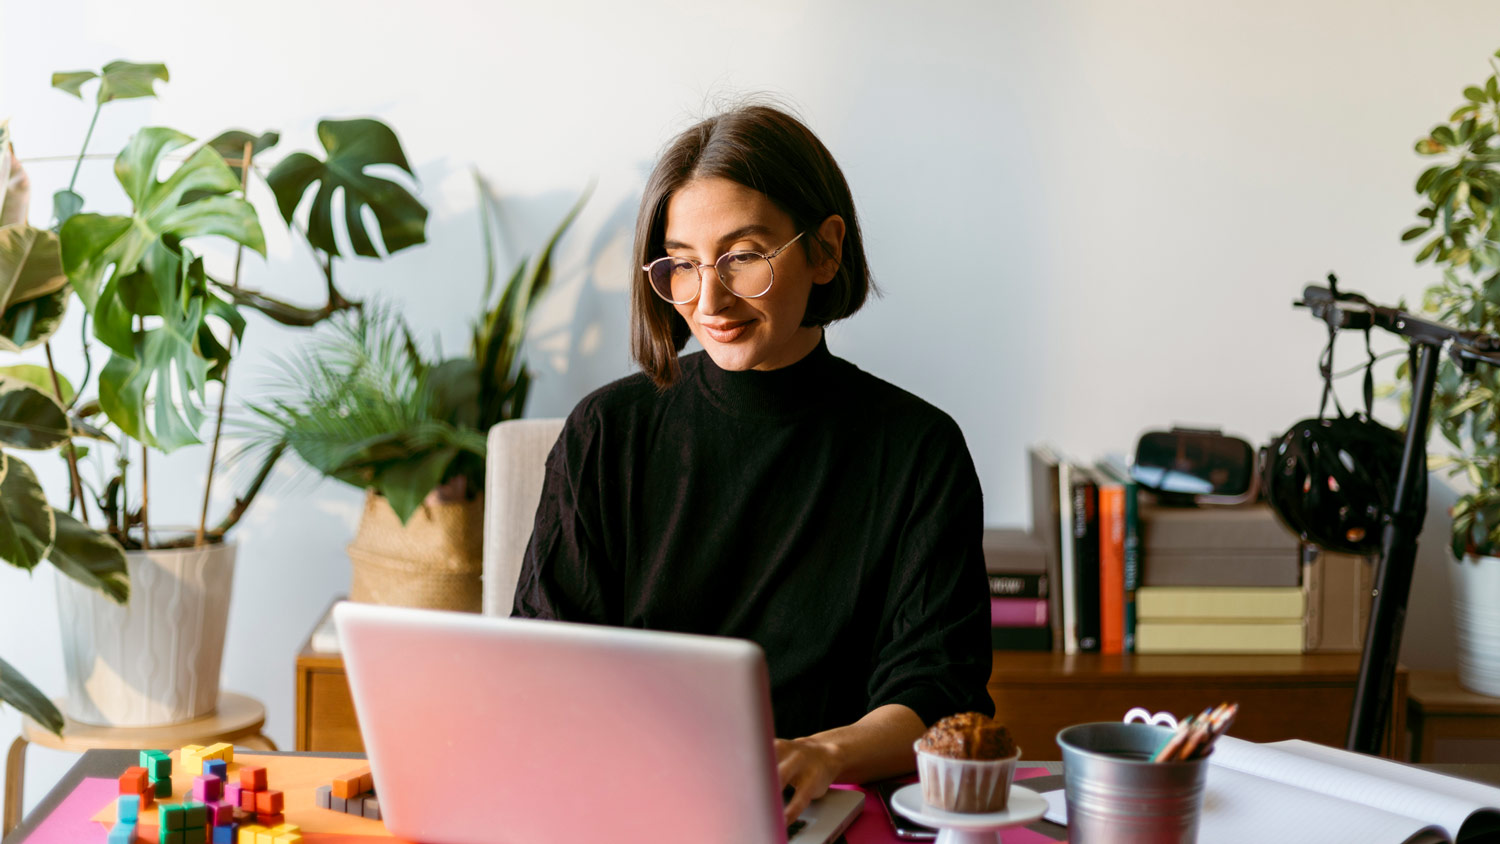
[202,742,234,763]
[237,826,266,844]
[180,744,205,776]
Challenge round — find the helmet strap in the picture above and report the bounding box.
[1319,320,1345,419]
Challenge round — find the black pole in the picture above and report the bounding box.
[1347,343,1439,753]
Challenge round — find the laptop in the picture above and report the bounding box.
[334,602,866,844]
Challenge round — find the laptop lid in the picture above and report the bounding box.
[333,602,863,844]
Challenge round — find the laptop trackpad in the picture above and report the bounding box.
[789,788,865,843]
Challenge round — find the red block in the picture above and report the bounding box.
[254,789,283,815]
[238,765,267,791]
[239,790,258,812]
[256,812,284,827]
[207,799,234,826]
[119,767,149,795]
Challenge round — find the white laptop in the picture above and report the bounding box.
[334,602,866,844]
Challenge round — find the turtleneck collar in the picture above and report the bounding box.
[692,334,842,419]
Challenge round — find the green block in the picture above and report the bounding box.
[141,749,172,779]
[153,776,173,798]
[159,824,183,844]
[182,801,207,828]
[182,826,206,844]
[160,802,185,830]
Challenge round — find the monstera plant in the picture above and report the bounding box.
[0,60,430,730]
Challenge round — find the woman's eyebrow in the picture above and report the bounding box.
[663,224,774,252]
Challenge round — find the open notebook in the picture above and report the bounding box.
[1041,736,1500,843]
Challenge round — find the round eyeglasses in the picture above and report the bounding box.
[643,231,806,305]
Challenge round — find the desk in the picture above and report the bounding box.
[2,692,276,838]
[8,750,1500,844]
[989,651,1408,760]
[1408,669,1500,762]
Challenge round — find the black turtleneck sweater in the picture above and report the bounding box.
[511,339,994,740]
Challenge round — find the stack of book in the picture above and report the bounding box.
[983,528,1052,651]
[1025,444,1372,655]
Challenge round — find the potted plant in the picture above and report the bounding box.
[1,60,428,727]
[249,176,585,611]
[1404,47,1500,696]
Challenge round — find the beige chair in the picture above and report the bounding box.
[481,418,566,617]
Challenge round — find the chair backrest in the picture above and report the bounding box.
[481,418,566,616]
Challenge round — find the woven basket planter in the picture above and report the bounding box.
[348,491,484,612]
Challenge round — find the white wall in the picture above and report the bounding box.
[2,0,1496,810]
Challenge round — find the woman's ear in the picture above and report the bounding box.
[812,214,845,285]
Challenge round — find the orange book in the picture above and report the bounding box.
[1098,484,1126,654]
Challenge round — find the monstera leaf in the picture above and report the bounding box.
[51,61,169,104]
[266,118,427,258]
[202,129,280,183]
[96,251,241,451]
[61,126,264,354]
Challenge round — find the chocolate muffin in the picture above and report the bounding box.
[914,712,1020,813]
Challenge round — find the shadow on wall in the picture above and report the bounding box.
[1401,473,1460,670]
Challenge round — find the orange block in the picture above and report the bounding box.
[331,766,370,800]
[257,811,285,827]
[240,789,258,812]
[255,789,284,815]
[118,767,148,795]
[240,765,268,791]
[358,773,374,794]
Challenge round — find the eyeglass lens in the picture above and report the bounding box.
[649,251,773,304]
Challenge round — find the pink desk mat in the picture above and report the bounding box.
[840,767,1061,844]
[19,767,1064,843]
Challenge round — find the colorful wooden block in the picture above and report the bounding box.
[194,775,223,802]
[329,794,347,813]
[239,766,267,791]
[331,775,359,800]
[181,745,205,777]
[200,742,234,765]
[139,787,156,809]
[270,823,302,844]
[236,824,265,844]
[254,828,275,844]
[109,821,136,844]
[204,759,228,779]
[184,827,208,844]
[120,767,149,795]
[183,801,209,828]
[224,782,242,806]
[255,812,285,827]
[361,795,381,820]
[161,802,187,830]
[207,799,235,826]
[254,790,283,815]
[154,776,174,798]
[212,823,238,844]
[239,789,258,812]
[357,772,373,794]
[160,828,185,844]
[118,794,141,823]
[142,750,172,779]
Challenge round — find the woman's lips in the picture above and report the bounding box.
[701,319,752,343]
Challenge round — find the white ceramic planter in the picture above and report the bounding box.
[54,541,237,727]
[1451,551,1500,697]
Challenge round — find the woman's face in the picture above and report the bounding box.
[661,177,842,372]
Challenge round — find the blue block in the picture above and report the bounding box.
[211,824,236,844]
[118,794,141,823]
[203,759,228,780]
[108,821,136,844]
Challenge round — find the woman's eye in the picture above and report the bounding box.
[725,252,761,265]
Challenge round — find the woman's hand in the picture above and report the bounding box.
[776,737,842,826]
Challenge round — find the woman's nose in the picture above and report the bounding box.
[695,265,734,314]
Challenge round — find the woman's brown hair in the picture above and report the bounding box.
[630,104,872,387]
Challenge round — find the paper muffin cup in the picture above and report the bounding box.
[915,742,1021,813]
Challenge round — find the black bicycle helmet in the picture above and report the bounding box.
[1262,412,1420,555]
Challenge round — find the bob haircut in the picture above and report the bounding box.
[630,104,872,388]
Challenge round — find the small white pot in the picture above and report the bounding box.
[54,541,237,726]
[1451,551,1500,697]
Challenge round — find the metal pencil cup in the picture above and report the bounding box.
[1057,722,1210,844]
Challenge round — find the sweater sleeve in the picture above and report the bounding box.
[510,403,622,624]
[865,417,994,726]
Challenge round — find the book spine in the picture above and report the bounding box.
[1074,474,1101,653]
[1099,484,1126,655]
[1122,474,1141,653]
[991,626,1054,651]
[1135,621,1305,654]
[1058,462,1079,654]
[1030,447,1065,653]
[987,572,1049,599]
[990,597,1049,628]
[1136,586,1306,620]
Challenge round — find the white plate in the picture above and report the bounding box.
[888,783,1048,831]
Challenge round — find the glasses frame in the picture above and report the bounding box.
[642,231,806,305]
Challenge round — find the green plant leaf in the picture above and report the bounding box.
[0,451,55,572]
[0,377,73,450]
[1416,236,1443,263]
[1466,86,1488,103]
[95,61,168,104]
[265,118,427,258]
[0,285,68,353]
[51,70,98,99]
[52,190,83,228]
[202,129,280,184]
[0,365,73,405]
[1402,225,1431,242]
[0,225,67,316]
[376,445,458,524]
[48,508,127,603]
[61,127,265,316]
[1417,138,1447,155]
[0,654,63,736]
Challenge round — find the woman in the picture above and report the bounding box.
[513,104,992,824]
